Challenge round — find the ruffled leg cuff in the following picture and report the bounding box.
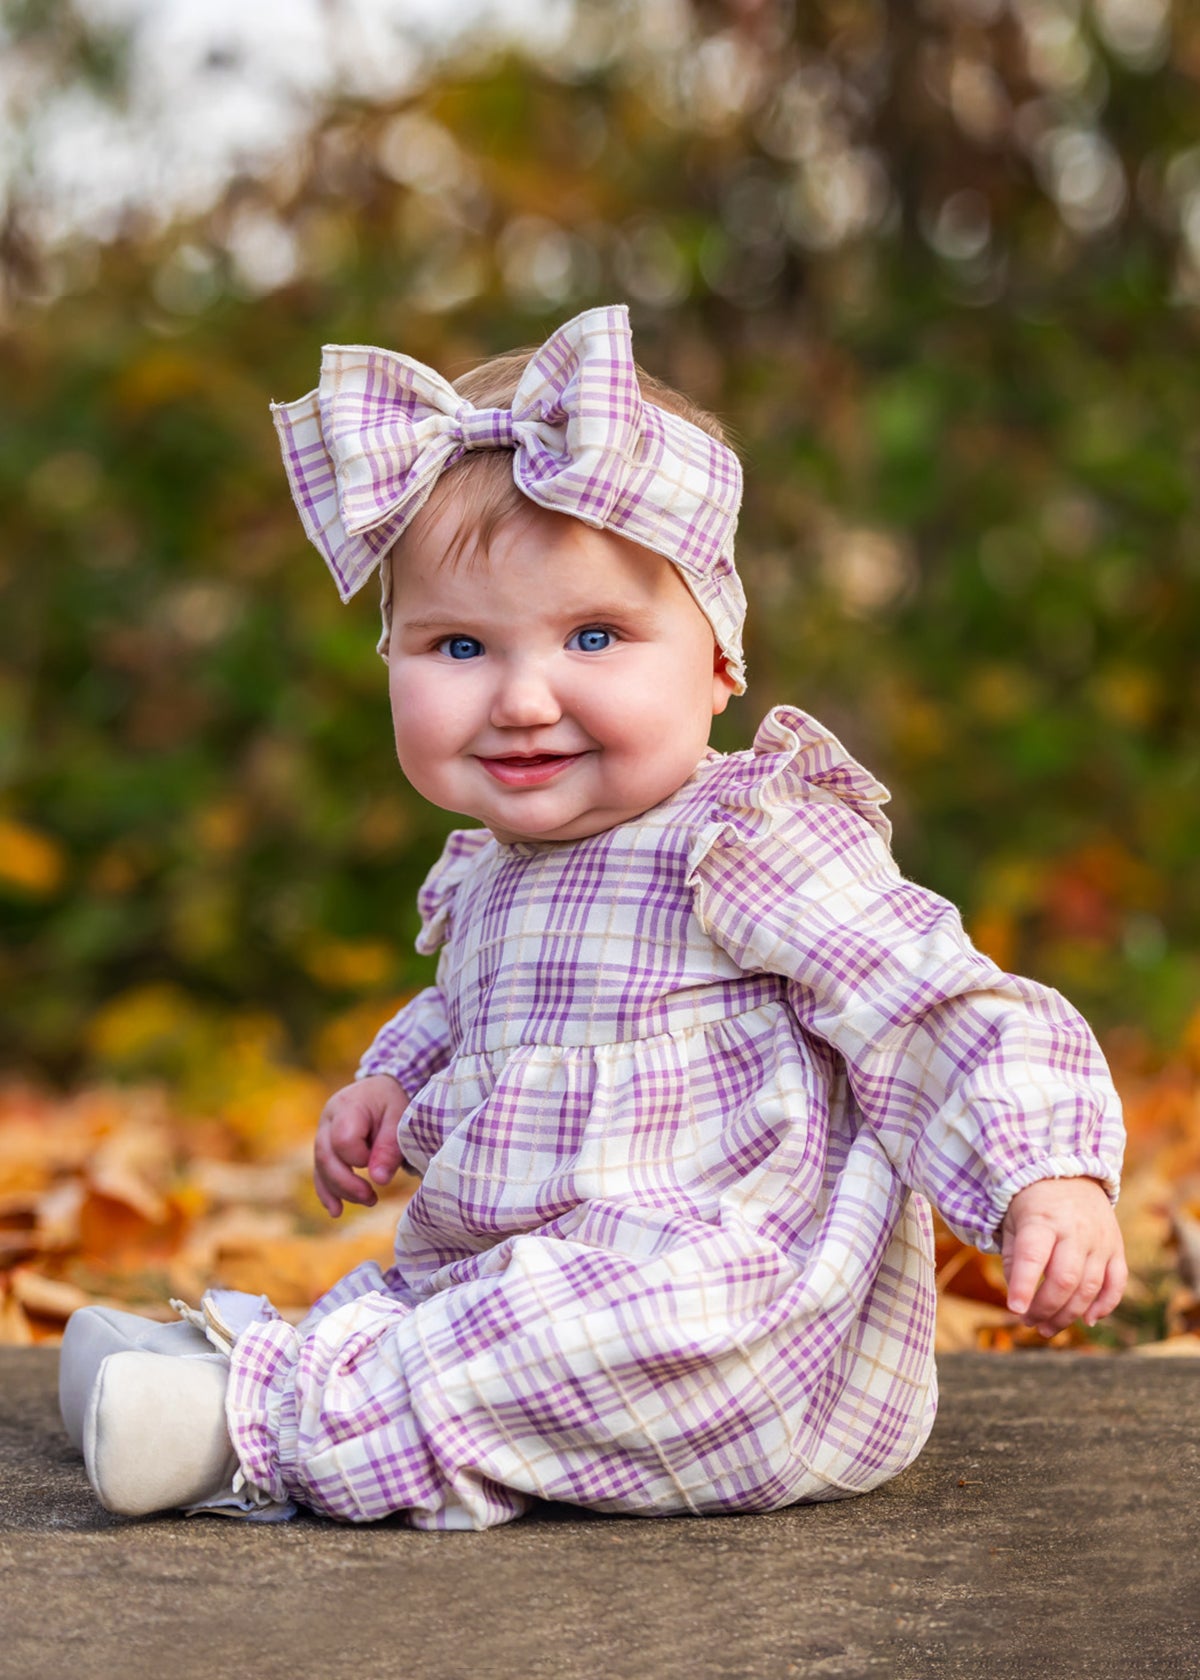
[225,1317,302,1507]
[224,1294,533,1529]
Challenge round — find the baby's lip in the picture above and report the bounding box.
[476,750,586,787]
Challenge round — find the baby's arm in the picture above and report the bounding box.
[1000,1176,1128,1335]
[312,834,478,1218]
[314,982,454,1216]
[690,791,1126,1282]
[314,1074,411,1217]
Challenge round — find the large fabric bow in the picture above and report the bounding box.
[271,305,747,690]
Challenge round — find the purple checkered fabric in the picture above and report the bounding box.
[270,304,748,690]
[224,707,1124,1529]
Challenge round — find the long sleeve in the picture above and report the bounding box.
[688,720,1125,1254]
[355,826,495,1096]
[356,985,453,1097]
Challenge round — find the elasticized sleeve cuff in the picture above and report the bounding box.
[952,1153,1122,1255]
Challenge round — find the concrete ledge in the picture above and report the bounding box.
[1,1349,1197,1679]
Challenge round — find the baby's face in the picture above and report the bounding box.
[386,501,736,844]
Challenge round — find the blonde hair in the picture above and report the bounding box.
[396,346,736,567]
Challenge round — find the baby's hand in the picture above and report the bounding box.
[314,1075,410,1218]
[999,1177,1127,1336]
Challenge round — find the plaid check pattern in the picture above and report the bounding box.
[225,707,1124,1529]
[270,305,748,689]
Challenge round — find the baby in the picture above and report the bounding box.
[61,305,1126,1529]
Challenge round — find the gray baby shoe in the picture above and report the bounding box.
[59,1305,215,1451]
[83,1349,240,1516]
[63,1293,294,1521]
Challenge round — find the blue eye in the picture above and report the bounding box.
[439,636,484,660]
[569,627,613,653]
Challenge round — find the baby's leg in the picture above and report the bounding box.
[225,1290,534,1530]
[221,1229,874,1531]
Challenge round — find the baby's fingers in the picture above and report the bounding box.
[313,1143,378,1217]
[314,1109,378,1217]
[1024,1251,1108,1335]
[1001,1178,1127,1334]
[367,1122,403,1187]
[1004,1221,1056,1318]
[313,1168,346,1220]
[1083,1251,1129,1328]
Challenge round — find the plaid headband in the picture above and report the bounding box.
[270,304,747,692]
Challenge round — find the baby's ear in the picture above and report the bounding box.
[711,645,737,715]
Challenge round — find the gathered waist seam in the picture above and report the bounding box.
[447,993,795,1062]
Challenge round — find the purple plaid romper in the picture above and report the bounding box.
[225,707,1124,1528]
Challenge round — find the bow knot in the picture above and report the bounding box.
[456,404,517,452]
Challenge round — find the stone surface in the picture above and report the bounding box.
[1,1348,1197,1679]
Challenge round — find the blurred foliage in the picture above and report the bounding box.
[1,0,1198,1098]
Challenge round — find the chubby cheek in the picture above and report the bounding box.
[388,668,460,794]
[600,697,711,802]
[387,668,413,758]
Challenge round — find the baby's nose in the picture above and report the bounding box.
[489,661,562,727]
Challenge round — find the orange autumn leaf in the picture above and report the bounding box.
[211,1226,397,1309]
[86,1151,171,1225]
[0,1131,55,1202]
[935,1293,1014,1353]
[9,1268,94,1323]
[934,1223,1009,1307]
[35,1179,86,1252]
[76,1190,190,1269]
[0,1285,34,1346]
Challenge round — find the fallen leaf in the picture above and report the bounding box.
[9,1268,93,1322]
[35,1179,86,1251]
[935,1293,1014,1352]
[0,1286,33,1346]
[211,1206,399,1308]
[77,1189,188,1268]
[1128,1334,1200,1357]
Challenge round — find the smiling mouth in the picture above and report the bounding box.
[477,752,583,788]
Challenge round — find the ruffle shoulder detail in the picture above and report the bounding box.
[415,827,495,954]
[686,706,893,879]
[749,706,892,840]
